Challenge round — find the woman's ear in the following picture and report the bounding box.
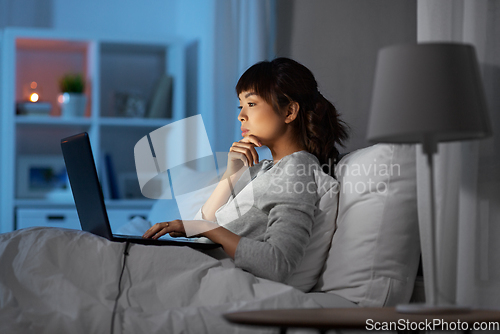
[284,102,300,123]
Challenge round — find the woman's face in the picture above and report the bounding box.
[238,91,287,146]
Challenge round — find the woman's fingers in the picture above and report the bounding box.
[230,139,261,166]
[241,135,262,162]
[240,135,262,148]
[228,147,250,168]
[226,135,262,172]
[142,222,169,239]
[230,145,256,167]
[143,220,185,239]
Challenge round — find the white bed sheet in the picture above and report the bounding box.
[0,227,326,334]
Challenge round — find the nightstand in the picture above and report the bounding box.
[224,307,500,334]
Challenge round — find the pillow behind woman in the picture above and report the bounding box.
[313,144,420,307]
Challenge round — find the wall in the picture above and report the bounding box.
[276,0,417,153]
[1,0,177,35]
[0,0,53,28]
[52,0,177,36]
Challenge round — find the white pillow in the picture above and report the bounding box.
[313,144,420,307]
[287,169,339,292]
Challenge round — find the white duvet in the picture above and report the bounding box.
[0,227,321,334]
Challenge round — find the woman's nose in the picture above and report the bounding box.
[238,109,246,122]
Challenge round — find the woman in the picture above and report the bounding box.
[143,57,349,285]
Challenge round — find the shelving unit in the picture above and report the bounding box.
[0,28,189,233]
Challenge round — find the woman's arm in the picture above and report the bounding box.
[142,219,241,258]
[202,226,241,258]
[143,136,261,256]
[226,153,319,283]
[199,135,262,221]
[233,204,315,282]
[198,167,246,221]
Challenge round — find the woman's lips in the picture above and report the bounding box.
[241,128,249,136]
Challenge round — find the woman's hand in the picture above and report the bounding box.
[142,219,186,239]
[142,220,241,259]
[227,135,262,173]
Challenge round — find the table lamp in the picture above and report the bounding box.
[367,43,491,314]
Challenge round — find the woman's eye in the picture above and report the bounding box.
[248,103,255,107]
[238,106,243,110]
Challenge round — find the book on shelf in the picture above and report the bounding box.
[147,74,173,119]
[104,153,120,200]
[100,152,111,199]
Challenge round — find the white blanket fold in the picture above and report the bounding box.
[0,227,319,334]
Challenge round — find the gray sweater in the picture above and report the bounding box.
[213,151,321,284]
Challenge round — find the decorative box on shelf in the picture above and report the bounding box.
[16,102,52,116]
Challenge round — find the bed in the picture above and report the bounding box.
[0,143,421,333]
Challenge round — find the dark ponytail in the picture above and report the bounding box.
[236,57,349,175]
[297,92,349,173]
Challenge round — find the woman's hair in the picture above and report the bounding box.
[236,57,349,174]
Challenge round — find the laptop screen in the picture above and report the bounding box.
[61,132,113,240]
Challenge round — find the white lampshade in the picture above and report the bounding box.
[367,43,491,144]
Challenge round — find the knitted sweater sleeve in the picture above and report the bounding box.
[233,154,318,283]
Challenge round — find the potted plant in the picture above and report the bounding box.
[58,73,87,117]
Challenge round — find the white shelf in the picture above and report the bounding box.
[15,199,75,207]
[16,115,92,127]
[0,28,188,233]
[15,115,170,129]
[98,117,172,128]
[15,198,155,209]
[105,199,156,209]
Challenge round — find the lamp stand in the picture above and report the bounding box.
[397,138,471,314]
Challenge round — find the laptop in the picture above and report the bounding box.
[61,132,219,249]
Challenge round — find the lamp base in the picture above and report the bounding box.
[396,303,471,315]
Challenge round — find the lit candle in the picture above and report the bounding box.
[27,81,40,102]
[30,92,39,102]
